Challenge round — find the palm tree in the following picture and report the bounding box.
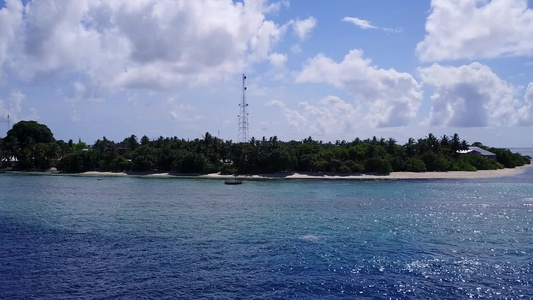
[451,133,461,152]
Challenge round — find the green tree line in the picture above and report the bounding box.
[1,121,530,174]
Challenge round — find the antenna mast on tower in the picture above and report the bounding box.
[0,114,9,137]
[238,73,249,143]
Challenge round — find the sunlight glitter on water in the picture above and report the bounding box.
[1,173,533,299]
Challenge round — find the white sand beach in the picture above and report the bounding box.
[81,164,532,180]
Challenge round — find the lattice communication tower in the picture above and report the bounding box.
[238,73,249,143]
[3,115,9,135]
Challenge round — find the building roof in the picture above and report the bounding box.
[457,146,496,156]
[469,146,496,156]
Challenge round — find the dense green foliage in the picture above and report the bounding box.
[1,121,530,174]
[2,121,59,169]
[487,147,531,168]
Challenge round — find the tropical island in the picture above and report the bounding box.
[0,121,530,178]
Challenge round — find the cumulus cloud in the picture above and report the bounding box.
[0,0,23,80]
[342,17,376,29]
[0,90,25,123]
[263,0,289,14]
[247,19,287,65]
[419,62,523,127]
[291,17,317,40]
[266,99,308,131]
[267,96,360,135]
[269,52,287,67]
[515,82,533,125]
[287,16,316,55]
[0,0,292,90]
[417,0,533,61]
[296,49,422,127]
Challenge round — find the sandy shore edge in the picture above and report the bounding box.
[76,164,533,180]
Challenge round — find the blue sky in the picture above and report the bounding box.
[1,0,533,147]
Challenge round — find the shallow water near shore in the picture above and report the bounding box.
[2,167,533,299]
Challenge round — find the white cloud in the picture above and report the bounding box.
[0,0,23,80]
[0,90,42,128]
[267,96,360,135]
[343,17,402,34]
[0,0,293,91]
[269,52,287,67]
[419,62,522,127]
[248,20,287,65]
[298,96,361,135]
[526,83,533,103]
[0,90,38,125]
[170,104,204,122]
[417,0,533,61]
[296,49,422,127]
[515,82,533,125]
[263,0,289,14]
[7,0,106,81]
[287,16,316,56]
[0,90,24,123]
[292,17,317,41]
[342,17,376,29]
[266,99,307,130]
[383,27,403,34]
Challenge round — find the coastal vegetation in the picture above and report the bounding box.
[0,121,530,174]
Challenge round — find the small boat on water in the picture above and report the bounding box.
[224,177,242,185]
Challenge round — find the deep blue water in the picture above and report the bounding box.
[1,167,533,299]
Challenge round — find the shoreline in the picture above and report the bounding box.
[3,165,531,180]
[76,164,531,180]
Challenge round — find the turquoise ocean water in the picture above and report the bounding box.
[1,155,533,299]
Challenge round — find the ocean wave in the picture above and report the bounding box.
[300,234,320,242]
